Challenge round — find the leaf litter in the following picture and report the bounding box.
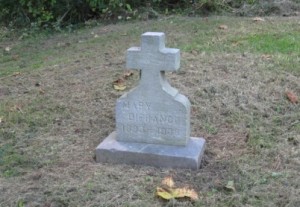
[112,70,134,91]
[286,91,298,104]
[156,176,199,201]
[113,78,126,91]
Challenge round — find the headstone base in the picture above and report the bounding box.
[96,132,206,170]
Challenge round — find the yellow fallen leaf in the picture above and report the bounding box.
[157,177,199,201]
[156,187,175,200]
[113,84,126,91]
[113,78,126,91]
[161,176,175,188]
[253,17,265,22]
[156,186,199,201]
[174,187,199,200]
[225,180,236,191]
[5,46,11,52]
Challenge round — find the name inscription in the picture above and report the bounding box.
[128,113,180,124]
[118,101,182,137]
[122,101,151,110]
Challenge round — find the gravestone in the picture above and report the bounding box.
[96,32,206,169]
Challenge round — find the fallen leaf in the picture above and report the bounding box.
[261,54,272,60]
[12,72,21,77]
[286,91,298,104]
[232,41,241,47]
[156,187,199,201]
[4,46,11,52]
[218,25,228,30]
[225,180,236,191]
[12,55,19,60]
[156,176,199,201]
[39,89,45,94]
[214,179,223,188]
[161,176,175,188]
[156,187,175,200]
[123,70,133,79]
[113,78,126,91]
[10,105,23,113]
[271,172,283,178]
[174,187,199,201]
[253,17,265,22]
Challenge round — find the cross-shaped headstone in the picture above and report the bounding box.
[126,32,180,90]
[96,32,206,169]
[115,32,190,146]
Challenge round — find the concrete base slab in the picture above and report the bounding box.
[96,131,206,169]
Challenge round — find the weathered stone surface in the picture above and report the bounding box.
[116,32,190,146]
[96,32,206,169]
[96,132,206,169]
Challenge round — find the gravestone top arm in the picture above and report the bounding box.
[126,32,180,72]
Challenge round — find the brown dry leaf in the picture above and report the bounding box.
[261,54,272,60]
[123,70,133,79]
[10,104,23,113]
[12,55,19,60]
[161,176,175,188]
[214,179,223,188]
[253,17,265,22]
[218,25,228,30]
[232,41,241,47]
[39,89,45,94]
[113,78,126,91]
[286,91,298,104]
[12,72,21,77]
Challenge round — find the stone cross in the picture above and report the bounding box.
[96,32,206,169]
[116,32,190,146]
[126,32,179,91]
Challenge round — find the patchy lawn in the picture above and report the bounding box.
[0,16,299,207]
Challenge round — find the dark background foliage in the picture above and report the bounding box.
[0,0,299,28]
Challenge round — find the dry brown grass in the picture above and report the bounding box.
[0,16,299,206]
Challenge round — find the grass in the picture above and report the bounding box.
[0,16,299,206]
[246,33,300,54]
